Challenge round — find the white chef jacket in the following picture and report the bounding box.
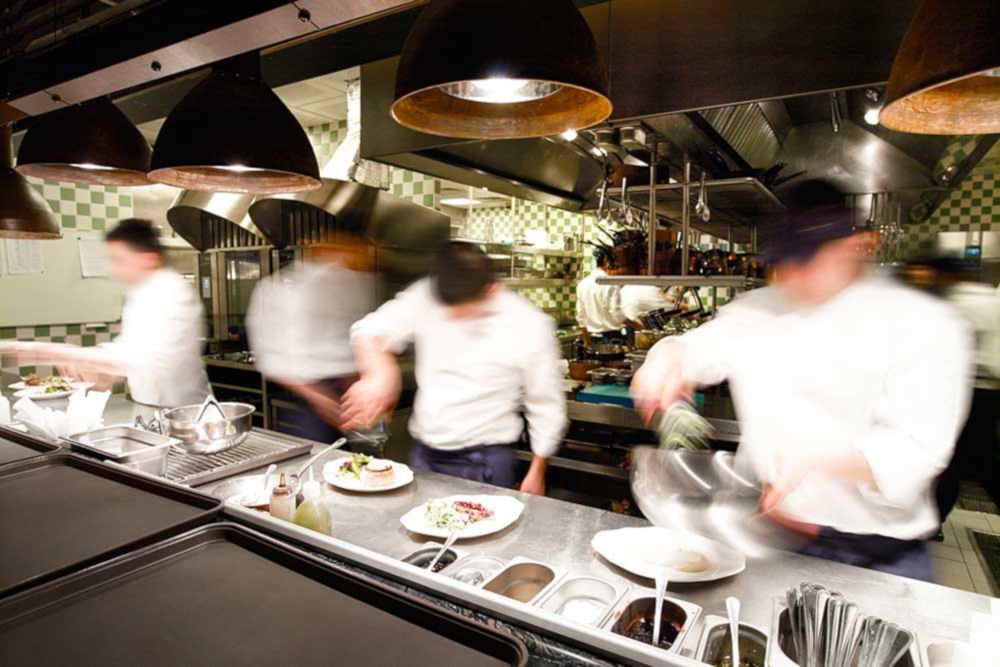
[945,282,1000,381]
[351,279,567,458]
[103,269,211,408]
[662,275,972,539]
[247,261,373,384]
[576,268,625,333]
[621,285,676,321]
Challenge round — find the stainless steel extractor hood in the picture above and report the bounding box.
[166,190,262,251]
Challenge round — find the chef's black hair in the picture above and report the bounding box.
[431,241,495,305]
[105,218,164,258]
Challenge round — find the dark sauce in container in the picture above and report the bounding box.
[620,616,681,649]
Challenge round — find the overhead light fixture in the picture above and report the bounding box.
[149,53,321,194]
[0,125,60,240]
[864,108,882,125]
[391,0,612,139]
[15,97,151,186]
[880,0,1000,134]
[440,197,482,207]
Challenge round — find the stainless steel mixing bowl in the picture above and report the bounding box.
[160,400,255,455]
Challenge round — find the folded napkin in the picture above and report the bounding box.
[14,388,110,441]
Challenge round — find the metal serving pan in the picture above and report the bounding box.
[0,426,60,468]
[0,523,529,667]
[0,453,221,598]
[63,425,179,476]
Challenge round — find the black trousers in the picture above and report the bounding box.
[936,387,1000,520]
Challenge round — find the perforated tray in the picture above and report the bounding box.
[0,453,221,597]
[0,523,529,667]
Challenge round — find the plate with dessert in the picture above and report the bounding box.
[400,494,525,539]
[323,454,413,492]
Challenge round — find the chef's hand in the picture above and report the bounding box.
[630,342,694,425]
[340,368,400,429]
[759,483,821,540]
[518,455,548,496]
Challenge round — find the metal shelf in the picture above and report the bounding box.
[511,449,629,481]
[501,278,575,289]
[607,176,783,244]
[596,275,766,289]
[507,246,584,259]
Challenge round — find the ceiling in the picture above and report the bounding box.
[135,67,359,143]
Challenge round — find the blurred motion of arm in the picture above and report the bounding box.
[519,316,568,495]
[341,281,426,428]
[630,310,741,423]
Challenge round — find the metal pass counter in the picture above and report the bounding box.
[1,390,994,666]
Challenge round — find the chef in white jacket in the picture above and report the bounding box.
[632,181,972,581]
[342,241,566,495]
[576,247,627,348]
[9,219,210,408]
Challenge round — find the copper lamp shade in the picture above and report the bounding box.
[880,0,1000,134]
[391,0,611,139]
[0,125,61,240]
[149,54,321,194]
[16,97,152,186]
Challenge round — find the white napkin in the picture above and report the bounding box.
[13,388,109,441]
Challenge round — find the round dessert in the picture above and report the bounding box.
[361,460,396,488]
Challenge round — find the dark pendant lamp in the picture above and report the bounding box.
[149,53,321,194]
[880,0,1000,134]
[16,97,151,186]
[391,0,612,139]
[0,125,61,240]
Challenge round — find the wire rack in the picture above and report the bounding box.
[165,430,312,487]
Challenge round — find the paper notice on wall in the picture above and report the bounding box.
[78,238,110,278]
[5,239,44,274]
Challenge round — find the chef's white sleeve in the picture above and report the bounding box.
[521,315,567,459]
[349,279,426,353]
[854,314,973,509]
[245,281,283,381]
[651,307,743,386]
[608,285,625,325]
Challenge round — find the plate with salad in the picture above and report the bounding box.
[13,377,93,400]
[323,454,414,492]
[400,494,525,539]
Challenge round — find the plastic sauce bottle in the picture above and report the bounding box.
[269,473,296,522]
[294,480,332,536]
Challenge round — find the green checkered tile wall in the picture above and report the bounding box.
[901,142,1000,257]
[391,168,439,209]
[306,121,348,166]
[27,177,134,233]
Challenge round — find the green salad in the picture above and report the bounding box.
[335,454,372,480]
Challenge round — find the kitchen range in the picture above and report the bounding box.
[0,1,998,666]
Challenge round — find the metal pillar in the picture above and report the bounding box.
[681,158,691,276]
[647,158,657,274]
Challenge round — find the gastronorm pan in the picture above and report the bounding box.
[63,425,178,476]
[602,588,703,655]
[0,523,529,667]
[0,453,221,598]
[695,614,767,667]
[0,426,60,468]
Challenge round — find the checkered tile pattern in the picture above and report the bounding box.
[901,142,1000,258]
[27,177,133,233]
[306,121,348,166]
[390,168,439,209]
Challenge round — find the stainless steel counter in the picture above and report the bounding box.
[197,439,992,667]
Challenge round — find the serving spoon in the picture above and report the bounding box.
[426,530,460,572]
[726,597,741,667]
[652,570,669,647]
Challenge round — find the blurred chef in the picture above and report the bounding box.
[632,181,972,581]
[576,247,628,348]
[9,219,210,408]
[341,241,566,495]
[247,236,375,443]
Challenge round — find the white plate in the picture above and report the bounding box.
[323,458,414,493]
[400,494,524,539]
[591,526,746,583]
[9,379,77,391]
[13,383,93,400]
